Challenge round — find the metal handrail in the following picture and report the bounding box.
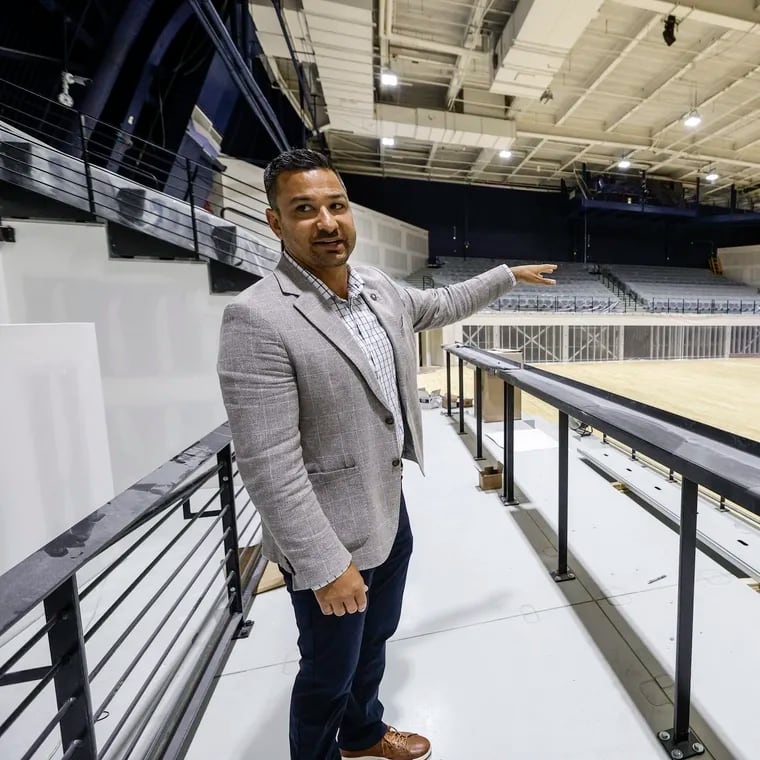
[0,423,266,760]
[442,343,760,759]
[0,77,281,282]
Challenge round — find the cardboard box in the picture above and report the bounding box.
[479,463,503,491]
[418,388,442,409]
[476,351,523,422]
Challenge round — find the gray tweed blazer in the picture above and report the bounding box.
[217,254,514,590]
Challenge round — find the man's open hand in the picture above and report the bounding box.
[314,562,368,616]
[511,264,558,285]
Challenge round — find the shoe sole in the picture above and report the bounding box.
[342,752,432,760]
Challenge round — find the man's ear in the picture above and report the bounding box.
[266,207,283,239]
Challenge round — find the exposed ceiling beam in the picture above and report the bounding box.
[549,145,596,179]
[445,0,491,110]
[467,148,499,180]
[649,59,760,140]
[555,14,661,127]
[516,122,760,170]
[610,0,760,32]
[603,31,732,132]
[508,139,547,177]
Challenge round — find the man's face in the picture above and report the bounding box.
[266,168,357,274]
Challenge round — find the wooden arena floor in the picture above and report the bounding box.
[418,358,760,442]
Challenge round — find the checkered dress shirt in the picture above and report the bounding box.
[284,252,405,458]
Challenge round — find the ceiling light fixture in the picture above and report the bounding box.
[618,158,631,169]
[683,109,702,128]
[706,170,719,182]
[663,14,677,47]
[380,71,398,87]
[499,149,512,159]
[381,136,395,147]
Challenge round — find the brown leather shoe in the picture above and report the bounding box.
[340,726,432,760]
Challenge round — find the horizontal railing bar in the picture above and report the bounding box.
[78,490,218,602]
[237,509,260,549]
[97,571,235,760]
[19,696,76,760]
[61,738,83,760]
[0,615,59,679]
[85,499,229,650]
[1,165,278,263]
[120,582,238,760]
[0,161,89,194]
[0,424,233,639]
[445,344,760,513]
[92,535,233,717]
[79,463,223,600]
[0,666,51,686]
[0,657,63,737]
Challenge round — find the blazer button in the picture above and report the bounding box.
[370,293,378,300]
[385,416,394,425]
[392,458,401,467]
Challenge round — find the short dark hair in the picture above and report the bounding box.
[263,149,337,209]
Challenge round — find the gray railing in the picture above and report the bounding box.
[0,424,265,760]
[0,77,279,280]
[442,343,760,760]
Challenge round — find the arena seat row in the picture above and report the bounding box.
[406,258,623,312]
[603,264,760,313]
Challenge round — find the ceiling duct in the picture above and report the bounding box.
[294,0,515,150]
[490,0,605,100]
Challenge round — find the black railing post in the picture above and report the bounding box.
[218,445,244,618]
[44,577,98,760]
[657,478,706,758]
[78,114,96,215]
[502,382,518,505]
[475,367,484,460]
[458,357,465,435]
[445,351,452,417]
[552,411,575,583]
[186,157,200,255]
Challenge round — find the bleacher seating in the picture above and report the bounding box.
[405,257,622,313]
[603,264,760,313]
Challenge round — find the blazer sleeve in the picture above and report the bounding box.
[383,264,516,332]
[217,301,351,589]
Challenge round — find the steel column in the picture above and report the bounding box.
[445,351,452,417]
[551,412,575,583]
[501,382,518,505]
[186,158,200,255]
[458,357,465,435]
[78,115,95,215]
[218,446,246,621]
[475,367,484,459]
[657,479,706,758]
[44,578,97,760]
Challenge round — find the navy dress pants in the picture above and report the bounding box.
[280,491,413,760]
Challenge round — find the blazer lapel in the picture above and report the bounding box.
[274,257,392,412]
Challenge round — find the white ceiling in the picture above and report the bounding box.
[250,0,760,201]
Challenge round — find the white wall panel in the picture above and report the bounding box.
[0,220,234,493]
[0,323,114,576]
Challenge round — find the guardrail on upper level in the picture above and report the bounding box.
[0,425,264,760]
[0,78,280,280]
[441,343,760,760]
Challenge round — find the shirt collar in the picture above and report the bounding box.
[283,250,364,303]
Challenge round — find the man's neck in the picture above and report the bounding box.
[286,251,349,299]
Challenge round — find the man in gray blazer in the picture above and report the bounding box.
[217,149,557,760]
